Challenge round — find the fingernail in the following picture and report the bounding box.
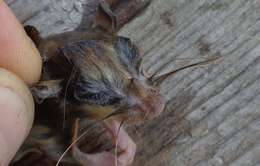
[0,87,29,165]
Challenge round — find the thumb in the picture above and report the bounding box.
[0,69,34,165]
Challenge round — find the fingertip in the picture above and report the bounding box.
[0,68,34,165]
[0,68,34,131]
[0,87,30,165]
[0,1,42,84]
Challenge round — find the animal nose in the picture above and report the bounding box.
[139,88,165,118]
[148,88,159,95]
[149,93,165,117]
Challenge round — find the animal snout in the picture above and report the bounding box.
[136,89,165,120]
[147,87,160,95]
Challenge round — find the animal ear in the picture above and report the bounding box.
[93,0,117,33]
[114,36,142,70]
[24,25,42,47]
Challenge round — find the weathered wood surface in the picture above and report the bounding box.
[6,0,260,165]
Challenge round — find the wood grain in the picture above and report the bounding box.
[5,0,260,165]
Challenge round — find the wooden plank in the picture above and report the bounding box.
[5,0,260,165]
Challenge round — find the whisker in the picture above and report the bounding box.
[56,119,93,166]
[56,111,127,165]
[62,66,76,130]
[140,57,214,79]
[105,109,128,119]
[151,56,220,86]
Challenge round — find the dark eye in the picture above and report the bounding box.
[75,91,122,106]
[70,76,123,106]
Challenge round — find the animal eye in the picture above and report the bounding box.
[74,90,122,106]
[70,76,123,106]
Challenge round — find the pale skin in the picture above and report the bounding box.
[0,0,41,165]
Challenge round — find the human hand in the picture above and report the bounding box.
[0,1,42,165]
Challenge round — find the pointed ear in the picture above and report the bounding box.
[93,0,118,32]
[24,25,42,47]
[114,37,142,70]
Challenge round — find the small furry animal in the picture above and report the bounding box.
[12,1,217,165]
[12,0,164,166]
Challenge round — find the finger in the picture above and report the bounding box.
[0,1,42,84]
[0,68,34,165]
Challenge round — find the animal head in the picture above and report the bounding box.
[44,35,165,123]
